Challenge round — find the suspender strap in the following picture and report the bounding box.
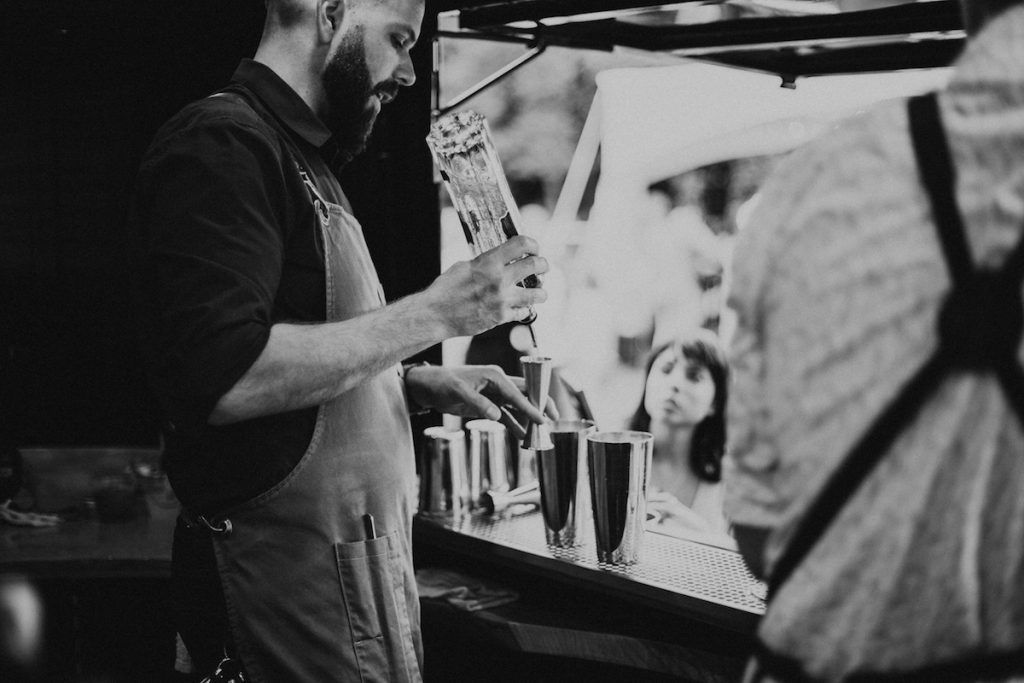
[912,96,1024,424]
[982,217,1024,420]
[911,94,1024,418]
[994,289,1024,423]
[755,92,1024,680]
[765,351,948,596]
[907,95,974,288]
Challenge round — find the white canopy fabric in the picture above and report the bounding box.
[594,61,951,187]
[554,60,951,347]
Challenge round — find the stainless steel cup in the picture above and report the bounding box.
[537,420,595,548]
[516,446,537,488]
[587,430,653,565]
[465,419,511,508]
[417,426,467,516]
[519,355,554,451]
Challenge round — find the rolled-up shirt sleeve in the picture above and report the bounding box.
[132,106,292,438]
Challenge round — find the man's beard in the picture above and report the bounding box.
[322,26,379,166]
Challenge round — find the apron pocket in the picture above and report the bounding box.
[335,532,417,682]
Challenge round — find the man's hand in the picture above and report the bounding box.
[423,236,549,338]
[404,364,556,439]
[209,237,548,426]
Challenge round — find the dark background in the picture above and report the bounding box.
[0,1,460,449]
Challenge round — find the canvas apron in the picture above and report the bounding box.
[750,93,1024,681]
[197,92,422,681]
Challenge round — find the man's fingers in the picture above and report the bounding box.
[478,369,558,425]
[493,234,540,260]
[507,376,527,392]
[506,254,548,284]
[506,285,547,311]
[483,374,545,424]
[498,406,526,439]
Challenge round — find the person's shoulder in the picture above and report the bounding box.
[734,98,915,264]
[168,93,272,134]
[756,97,913,219]
[147,92,279,159]
[778,98,908,180]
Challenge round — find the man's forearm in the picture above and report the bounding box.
[209,291,448,424]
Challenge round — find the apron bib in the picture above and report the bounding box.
[197,96,422,681]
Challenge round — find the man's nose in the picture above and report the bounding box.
[395,53,415,87]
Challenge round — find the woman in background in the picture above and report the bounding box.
[628,329,731,540]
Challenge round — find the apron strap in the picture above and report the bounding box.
[211,86,340,213]
[753,92,1024,681]
[209,86,338,255]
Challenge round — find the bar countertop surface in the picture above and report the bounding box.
[414,507,766,634]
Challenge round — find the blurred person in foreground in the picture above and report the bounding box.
[630,329,732,541]
[724,0,1024,680]
[0,575,43,683]
[130,0,548,680]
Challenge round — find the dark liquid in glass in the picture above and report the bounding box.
[588,451,633,552]
[537,435,579,532]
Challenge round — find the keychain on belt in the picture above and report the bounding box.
[200,649,247,683]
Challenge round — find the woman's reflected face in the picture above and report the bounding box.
[643,347,716,428]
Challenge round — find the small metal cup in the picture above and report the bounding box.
[520,355,553,451]
[417,426,467,517]
[587,431,653,565]
[537,420,595,548]
[465,419,511,509]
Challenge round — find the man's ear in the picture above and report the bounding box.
[319,0,343,41]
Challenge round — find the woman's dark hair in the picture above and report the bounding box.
[627,332,730,482]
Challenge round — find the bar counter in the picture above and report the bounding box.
[413,508,765,682]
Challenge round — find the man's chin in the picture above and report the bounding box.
[328,114,376,163]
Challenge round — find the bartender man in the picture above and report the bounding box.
[130,0,548,680]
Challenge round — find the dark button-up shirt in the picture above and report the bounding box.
[131,59,349,513]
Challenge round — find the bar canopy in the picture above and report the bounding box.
[437,0,965,79]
